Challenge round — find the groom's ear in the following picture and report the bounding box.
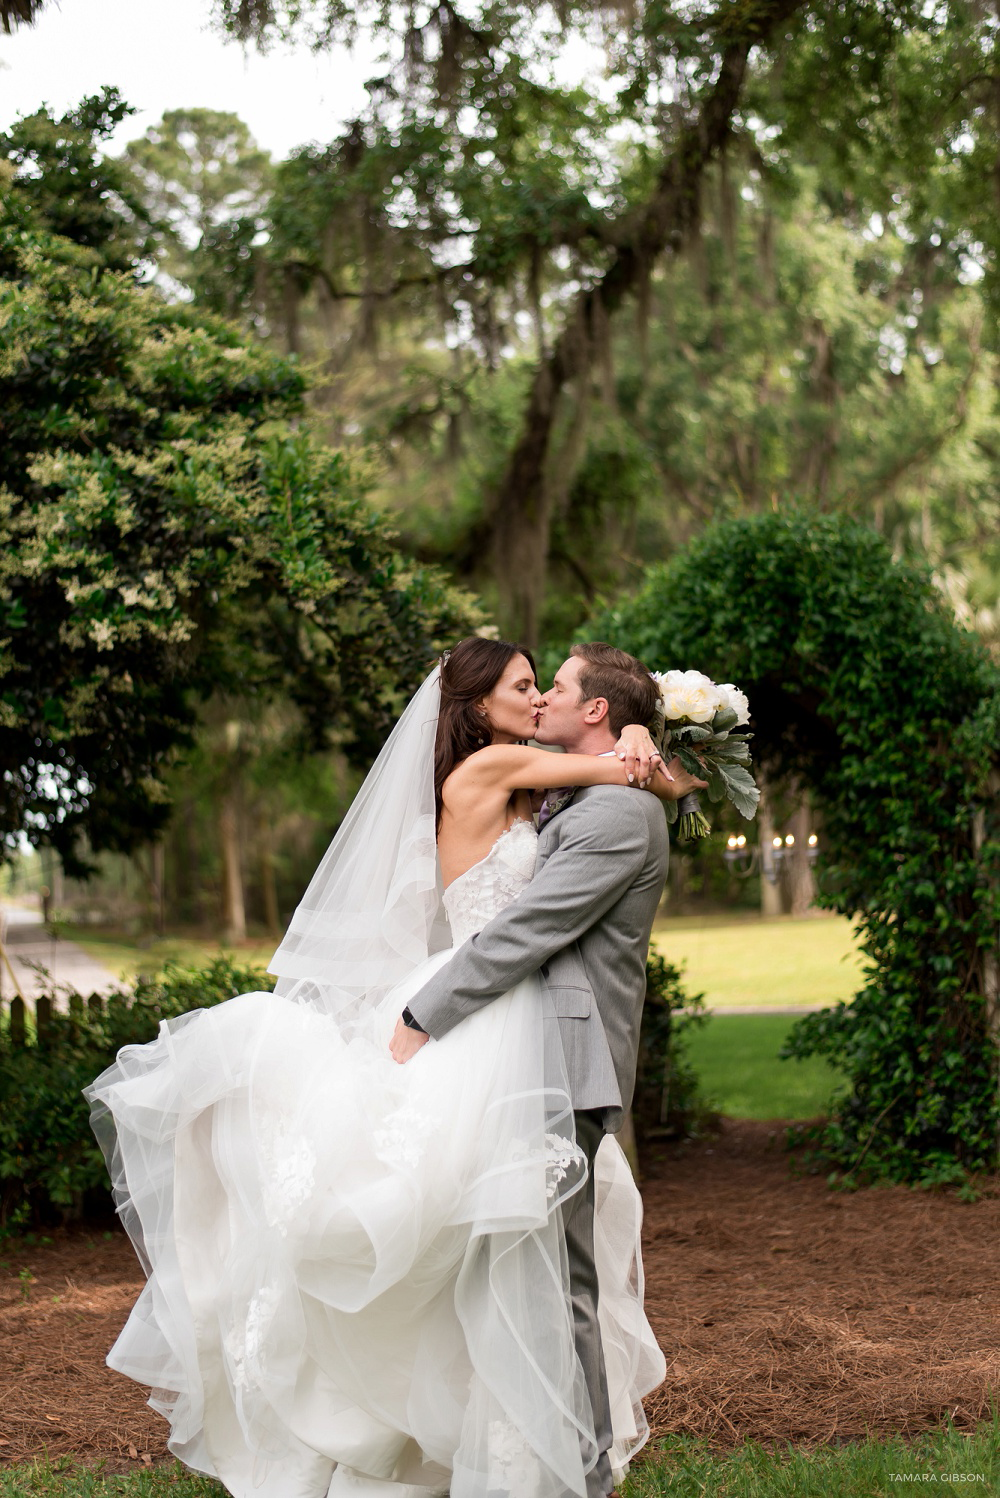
[583,696,610,725]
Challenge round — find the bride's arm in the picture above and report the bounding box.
[460,744,682,801]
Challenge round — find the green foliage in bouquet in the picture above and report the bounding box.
[0,959,274,1230]
[597,511,1000,1186]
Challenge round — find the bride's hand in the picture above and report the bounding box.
[614,724,667,788]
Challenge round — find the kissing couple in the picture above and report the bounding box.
[87,638,708,1498]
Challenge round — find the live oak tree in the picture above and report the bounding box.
[204,0,810,643]
[602,169,1000,619]
[7,6,1000,647]
[182,1,1000,647]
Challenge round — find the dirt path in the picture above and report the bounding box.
[1,1122,998,1473]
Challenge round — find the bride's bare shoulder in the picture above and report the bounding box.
[446,744,532,788]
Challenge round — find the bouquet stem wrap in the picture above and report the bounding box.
[675,791,712,843]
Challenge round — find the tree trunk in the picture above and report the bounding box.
[258,810,281,936]
[758,777,784,918]
[149,842,166,936]
[669,846,689,915]
[787,796,816,917]
[220,795,246,944]
[972,770,1000,1156]
[283,264,301,356]
[618,1107,640,1181]
[170,796,197,927]
[486,0,807,639]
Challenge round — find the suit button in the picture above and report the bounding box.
[540,964,550,979]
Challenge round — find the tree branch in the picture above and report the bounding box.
[303,258,477,304]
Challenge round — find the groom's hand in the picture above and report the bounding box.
[390,1015,430,1063]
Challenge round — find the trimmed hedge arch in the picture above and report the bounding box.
[598,511,1000,1186]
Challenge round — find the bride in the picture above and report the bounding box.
[87,637,677,1498]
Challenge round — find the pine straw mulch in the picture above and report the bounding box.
[1,1120,998,1476]
[641,1120,1000,1449]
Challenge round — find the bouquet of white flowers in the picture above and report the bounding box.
[651,670,759,841]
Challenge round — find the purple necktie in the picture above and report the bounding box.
[537,787,574,828]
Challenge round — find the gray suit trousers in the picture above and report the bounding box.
[563,1110,613,1498]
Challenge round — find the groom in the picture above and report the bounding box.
[394,642,706,1498]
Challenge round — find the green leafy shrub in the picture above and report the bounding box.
[634,953,709,1142]
[0,958,274,1230]
[0,214,480,872]
[597,510,1000,1185]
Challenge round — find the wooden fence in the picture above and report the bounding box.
[1,992,107,1049]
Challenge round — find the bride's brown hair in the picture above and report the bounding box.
[435,637,537,824]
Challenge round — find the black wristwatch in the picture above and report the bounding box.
[401,1006,427,1034]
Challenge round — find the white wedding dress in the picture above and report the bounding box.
[87,816,665,1498]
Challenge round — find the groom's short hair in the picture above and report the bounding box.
[570,642,659,735]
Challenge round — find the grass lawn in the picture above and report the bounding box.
[652,913,864,1011]
[0,1466,223,1496]
[64,927,277,983]
[72,912,866,1011]
[685,1013,844,1120]
[6,1420,998,1496]
[625,1418,1000,1495]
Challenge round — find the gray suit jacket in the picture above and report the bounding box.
[406,786,669,1132]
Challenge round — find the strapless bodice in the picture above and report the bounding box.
[442,817,538,944]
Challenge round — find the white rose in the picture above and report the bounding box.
[656,669,722,725]
[716,683,750,726]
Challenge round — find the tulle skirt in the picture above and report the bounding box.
[86,949,665,1498]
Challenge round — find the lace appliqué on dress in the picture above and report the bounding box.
[226,1285,280,1394]
[508,1131,587,1202]
[258,1113,317,1234]
[443,818,538,946]
[488,1418,547,1498]
[373,1100,440,1170]
[542,1132,586,1201]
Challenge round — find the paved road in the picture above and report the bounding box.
[0,906,118,1006]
